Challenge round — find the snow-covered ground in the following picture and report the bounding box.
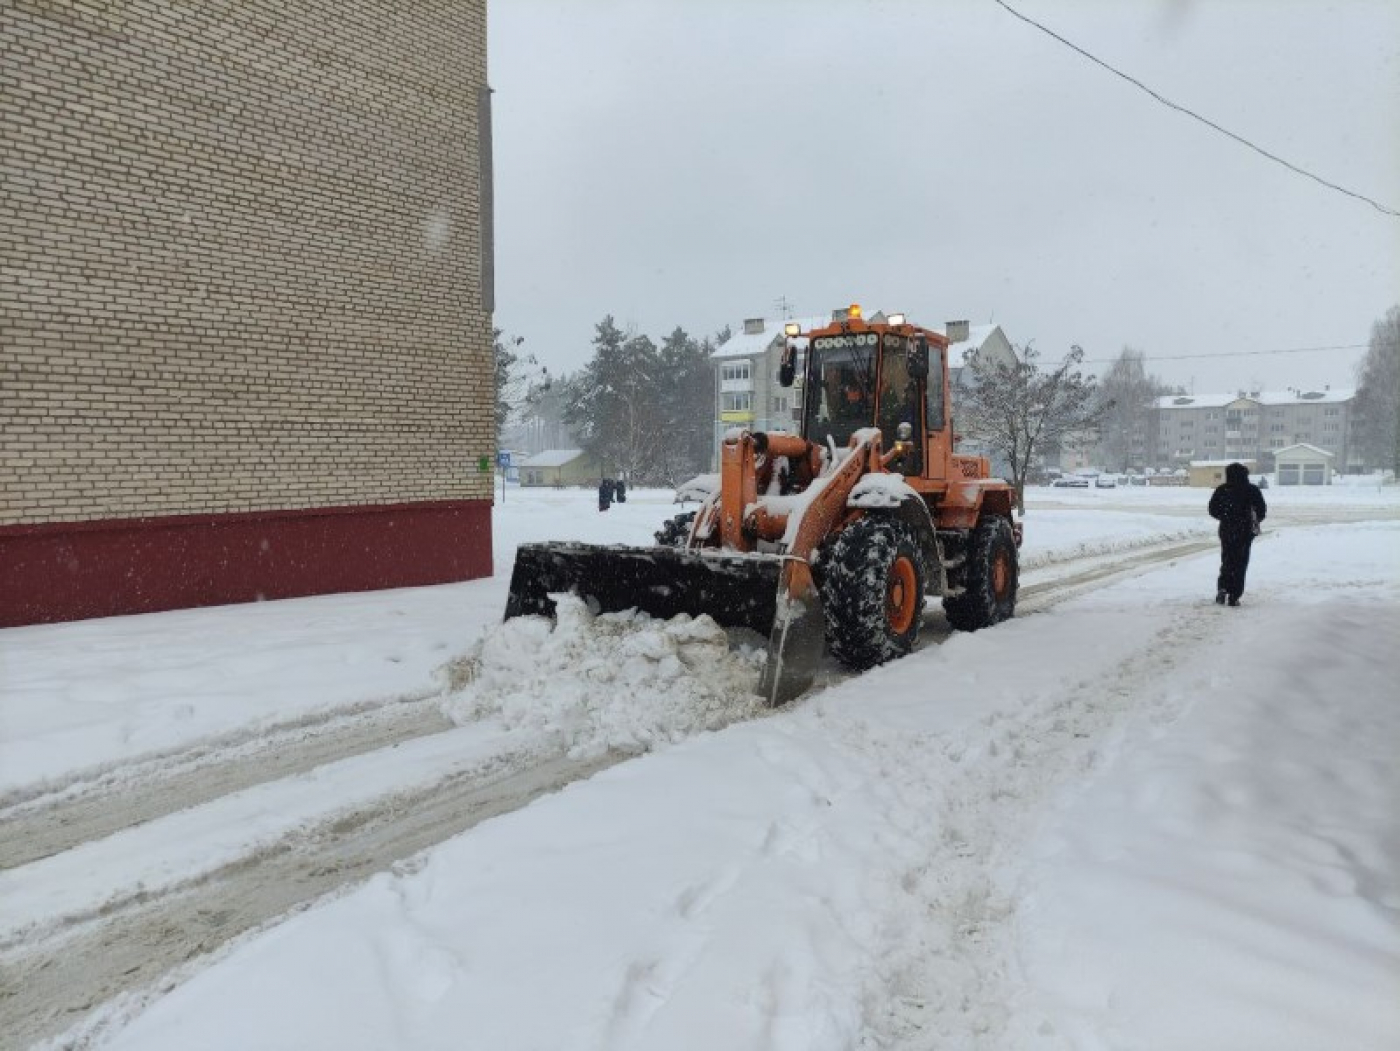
[2,480,1397,1050]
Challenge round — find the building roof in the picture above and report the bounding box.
[518,449,588,468]
[937,322,1003,362]
[1273,443,1336,459]
[1155,388,1354,410]
[711,315,829,360]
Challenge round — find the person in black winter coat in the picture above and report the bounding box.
[1207,462,1267,606]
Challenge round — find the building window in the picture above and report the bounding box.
[722,392,753,412]
[1324,407,1340,416]
[1323,422,1339,432]
[721,362,751,383]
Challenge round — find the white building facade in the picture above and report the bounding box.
[1149,388,1357,472]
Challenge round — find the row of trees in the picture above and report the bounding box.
[495,317,726,487]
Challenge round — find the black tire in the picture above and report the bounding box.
[942,517,1017,631]
[818,515,926,671]
[654,510,697,548]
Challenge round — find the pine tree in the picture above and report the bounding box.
[563,317,665,483]
[656,327,715,484]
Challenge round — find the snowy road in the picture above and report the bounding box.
[1,533,1206,1049]
[2,483,1396,1049]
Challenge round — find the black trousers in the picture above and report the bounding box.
[1217,530,1254,600]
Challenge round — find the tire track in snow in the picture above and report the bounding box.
[0,697,454,871]
[1017,537,1218,611]
[864,602,1223,1048]
[0,749,623,1051]
[3,534,1222,876]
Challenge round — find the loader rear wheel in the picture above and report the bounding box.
[819,515,926,671]
[654,511,697,548]
[942,516,1018,631]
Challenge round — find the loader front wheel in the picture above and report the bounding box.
[943,516,1018,631]
[819,515,926,671]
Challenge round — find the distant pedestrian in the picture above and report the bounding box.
[1208,462,1267,606]
[614,479,627,503]
[598,478,612,512]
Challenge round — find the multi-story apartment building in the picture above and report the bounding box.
[1,2,495,626]
[711,315,829,452]
[710,313,1013,466]
[1147,388,1357,471]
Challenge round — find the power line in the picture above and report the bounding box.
[1080,342,1367,366]
[991,0,1400,218]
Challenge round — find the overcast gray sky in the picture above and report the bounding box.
[488,0,1400,394]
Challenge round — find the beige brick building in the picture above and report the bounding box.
[1,1,495,625]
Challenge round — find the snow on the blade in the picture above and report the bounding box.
[441,595,767,756]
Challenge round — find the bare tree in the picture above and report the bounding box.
[494,328,549,438]
[1095,347,1173,472]
[958,343,1106,513]
[1353,305,1399,474]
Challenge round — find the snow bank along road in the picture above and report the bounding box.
[2,491,1395,1049]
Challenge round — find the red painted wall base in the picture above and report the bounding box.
[0,500,493,628]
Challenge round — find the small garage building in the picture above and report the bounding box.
[517,450,599,488]
[1274,443,1335,485]
[1188,460,1257,488]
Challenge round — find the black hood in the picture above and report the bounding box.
[1225,462,1250,485]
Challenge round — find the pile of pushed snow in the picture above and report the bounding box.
[441,596,767,756]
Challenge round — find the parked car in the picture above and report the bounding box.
[1052,475,1091,488]
[1094,474,1118,488]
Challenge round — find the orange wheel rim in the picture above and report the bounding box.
[992,551,1010,598]
[886,556,917,634]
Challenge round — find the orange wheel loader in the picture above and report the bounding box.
[505,306,1021,705]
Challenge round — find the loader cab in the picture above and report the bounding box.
[801,328,928,476]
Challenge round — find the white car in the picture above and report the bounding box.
[1094,474,1118,488]
[1051,475,1091,488]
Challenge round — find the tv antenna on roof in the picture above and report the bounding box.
[773,295,794,320]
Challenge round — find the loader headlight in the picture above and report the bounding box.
[887,313,906,327]
[784,322,800,337]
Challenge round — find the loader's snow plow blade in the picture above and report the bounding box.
[505,542,781,632]
[504,542,823,705]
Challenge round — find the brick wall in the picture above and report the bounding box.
[1,0,493,525]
